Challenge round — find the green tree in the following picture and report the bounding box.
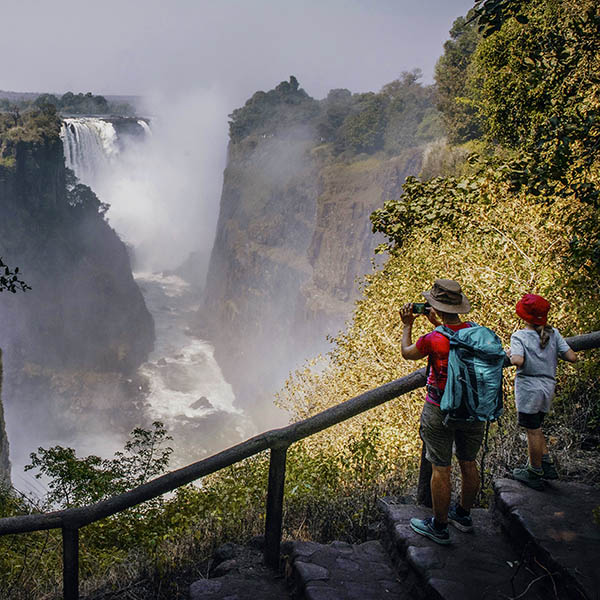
[339,93,387,154]
[382,70,442,152]
[66,172,110,216]
[25,422,173,508]
[228,76,316,142]
[434,14,482,143]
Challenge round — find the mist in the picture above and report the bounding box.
[96,88,229,274]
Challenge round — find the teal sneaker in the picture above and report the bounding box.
[410,517,451,545]
[448,505,473,533]
[513,466,544,490]
[541,459,559,480]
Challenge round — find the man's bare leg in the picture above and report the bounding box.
[458,459,479,510]
[431,465,451,524]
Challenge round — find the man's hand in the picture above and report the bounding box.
[426,307,442,327]
[400,303,425,360]
[400,303,416,326]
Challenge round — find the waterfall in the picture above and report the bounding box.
[60,118,120,188]
[137,119,152,136]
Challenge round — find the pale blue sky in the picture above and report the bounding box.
[4,0,473,106]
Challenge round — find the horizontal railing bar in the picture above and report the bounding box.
[1,329,598,536]
[566,331,600,352]
[0,369,426,534]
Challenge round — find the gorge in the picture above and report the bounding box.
[201,76,435,425]
[0,74,439,487]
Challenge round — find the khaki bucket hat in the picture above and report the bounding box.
[422,279,471,314]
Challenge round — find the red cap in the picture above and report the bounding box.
[516,294,550,326]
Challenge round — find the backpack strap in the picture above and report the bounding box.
[434,324,454,338]
[425,326,452,403]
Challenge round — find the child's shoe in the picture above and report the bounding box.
[513,465,544,490]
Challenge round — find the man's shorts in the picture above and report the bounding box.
[419,401,485,467]
[518,411,546,430]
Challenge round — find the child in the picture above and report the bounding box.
[509,294,578,490]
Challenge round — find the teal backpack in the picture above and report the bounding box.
[434,323,505,423]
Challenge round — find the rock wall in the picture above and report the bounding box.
[202,131,422,424]
[0,139,154,374]
[0,351,9,486]
[0,123,154,480]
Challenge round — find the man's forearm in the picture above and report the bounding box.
[401,323,413,357]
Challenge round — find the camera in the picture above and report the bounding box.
[412,302,430,315]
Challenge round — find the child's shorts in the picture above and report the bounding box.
[518,411,546,429]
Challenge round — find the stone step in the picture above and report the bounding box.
[379,499,548,600]
[188,479,600,599]
[288,539,418,600]
[493,478,600,600]
[189,542,292,600]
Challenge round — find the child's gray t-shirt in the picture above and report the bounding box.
[510,328,571,414]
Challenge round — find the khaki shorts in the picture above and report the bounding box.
[419,401,485,467]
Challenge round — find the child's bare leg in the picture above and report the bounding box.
[526,428,545,469]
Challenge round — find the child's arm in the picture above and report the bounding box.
[510,353,525,367]
[509,334,524,367]
[555,329,578,363]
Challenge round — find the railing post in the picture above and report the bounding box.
[62,526,79,600]
[264,444,288,569]
[416,443,432,507]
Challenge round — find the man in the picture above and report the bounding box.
[400,279,484,544]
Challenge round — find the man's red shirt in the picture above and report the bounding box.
[415,322,471,406]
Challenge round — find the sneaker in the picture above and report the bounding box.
[410,517,451,545]
[541,459,559,480]
[512,466,544,490]
[448,505,473,532]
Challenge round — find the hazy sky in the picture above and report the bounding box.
[4,0,473,106]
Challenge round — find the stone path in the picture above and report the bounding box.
[379,500,548,600]
[188,542,291,600]
[493,478,600,600]
[288,539,414,600]
[188,478,600,599]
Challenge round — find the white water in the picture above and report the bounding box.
[61,118,120,189]
[135,271,255,464]
[137,119,152,136]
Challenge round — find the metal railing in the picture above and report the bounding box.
[1,330,598,599]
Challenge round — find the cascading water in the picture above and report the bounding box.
[60,116,254,466]
[137,119,152,136]
[60,118,120,189]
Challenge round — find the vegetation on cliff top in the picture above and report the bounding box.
[0,104,62,152]
[228,72,443,157]
[0,91,134,116]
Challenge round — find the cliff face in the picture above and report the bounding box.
[0,351,8,486]
[0,113,154,481]
[202,132,422,422]
[0,140,153,374]
[295,150,423,342]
